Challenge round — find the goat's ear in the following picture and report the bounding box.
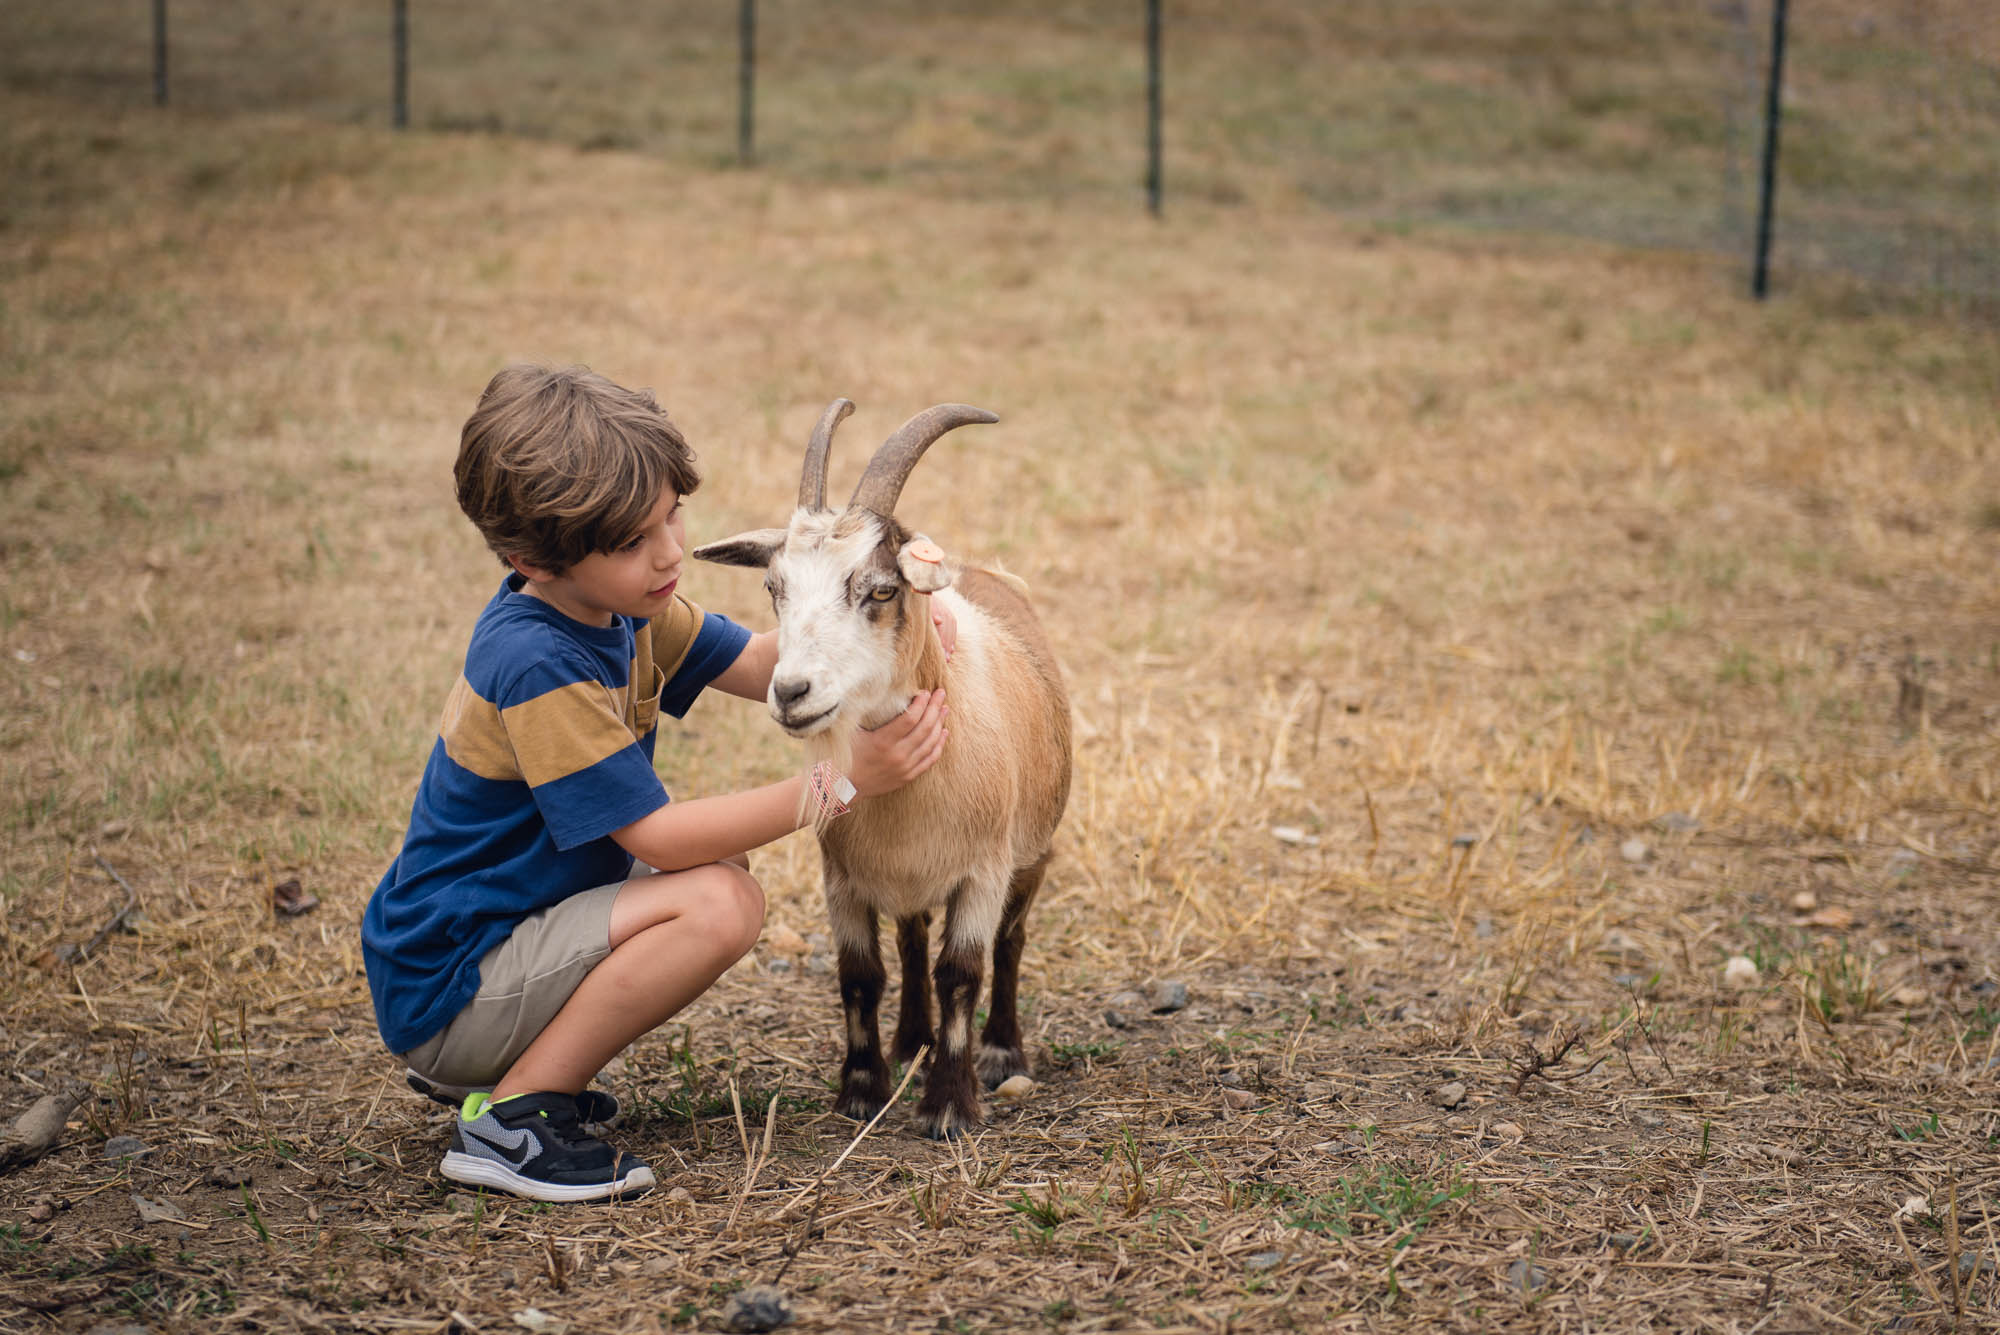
[691,529,787,569]
[896,534,952,593]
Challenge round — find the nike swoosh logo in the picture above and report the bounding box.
[463,1124,535,1168]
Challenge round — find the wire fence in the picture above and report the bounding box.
[4,0,1995,307]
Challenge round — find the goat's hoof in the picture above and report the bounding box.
[977,1044,1029,1089]
[834,1081,889,1122]
[916,1103,981,1141]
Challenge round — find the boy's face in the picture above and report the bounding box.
[511,488,686,628]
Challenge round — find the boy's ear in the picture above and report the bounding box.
[896,534,952,593]
[691,528,788,569]
[506,554,557,585]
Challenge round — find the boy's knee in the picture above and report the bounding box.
[701,861,765,958]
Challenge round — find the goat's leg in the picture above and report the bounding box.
[829,892,891,1122]
[916,881,1000,1139]
[892,912,935,1064]
[978,854,1048,1089]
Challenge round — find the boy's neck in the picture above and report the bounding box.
[512,577,615,630]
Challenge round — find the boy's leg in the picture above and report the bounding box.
[490,860,764,1100]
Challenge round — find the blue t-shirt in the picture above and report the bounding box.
[362,575,751,1053]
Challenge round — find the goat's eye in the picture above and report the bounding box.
[868,586,897,603]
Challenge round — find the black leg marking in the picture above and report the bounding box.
[916,944,985,1139]
[892,912,935,1064]
[978,856,1048,1089]
[834,909,891,1122]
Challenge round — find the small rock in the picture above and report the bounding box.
[205,1164,252,1188]
[722,1284,794,1333]
[512,1310,567,1335]
[640,1254,681,1278]
[1451,833,1477,849]
[1474,916,1496,939]
[1149,981,1190,1014]
[1890,985,1929,1009]
[1791,889,1818,912]
[1619,838,1650,864]
[1490,1121,1524,1141]
[1301,1081,1335,1100]
[665,1187,695,1205]
[1434,1081,1467,1110]
[26,1200,55,1223]
[1109,990,1147,1011]
[1723,955,1759,988]
[1244,1250,1287,1271]
[1971,979,1997,997]
[96,820,132,841]
[1960,1254,1988,1281]
[102,1136,152,1161]
[766,958,792,974]
[1508,1258,1549,1292]
[1654,812,1701,833]
[1604,1232,1647,1253]
[994,1075,1036,1100]
[763,923,809,956]
[131,1194,185,1225]
[1102,1009,1131,1030]
[1220,1088,1254,1110]
[1802,905,1855,930]
[271,879,320,918]
[443,1192,483,1213]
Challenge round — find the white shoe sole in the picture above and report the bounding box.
[440,1152,656,1203]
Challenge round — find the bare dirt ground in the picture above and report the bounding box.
[2,73,1998,1335]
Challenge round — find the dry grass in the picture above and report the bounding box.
[2,66,1999,1335]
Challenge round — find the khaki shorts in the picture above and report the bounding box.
[398,881,623,1089]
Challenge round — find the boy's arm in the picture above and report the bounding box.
[705,605,959,704]
[709,629,779,702]
[611,688,950,870]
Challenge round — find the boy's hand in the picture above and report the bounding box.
[847,689,949,797]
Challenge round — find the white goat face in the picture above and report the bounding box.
[691,398,994,734]
[758,511,911,736]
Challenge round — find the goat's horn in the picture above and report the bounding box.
[847,404,998,517]
[798,398,854,512]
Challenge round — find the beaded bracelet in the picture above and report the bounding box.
[809,760,855,821]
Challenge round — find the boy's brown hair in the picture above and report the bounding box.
[454,364,702,574]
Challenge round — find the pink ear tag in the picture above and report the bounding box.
[908,540,944,564]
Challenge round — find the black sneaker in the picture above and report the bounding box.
[407,1069,619,1125]
[440,1092,655,1203]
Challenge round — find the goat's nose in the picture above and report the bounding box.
[772,677,811,707]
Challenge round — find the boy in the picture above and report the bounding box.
[362,364,949,1203]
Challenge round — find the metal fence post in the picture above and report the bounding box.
[1145,0,1162,216]
[393,0,409,129]
[738,0,756,166]
[1751,0,1789,299]
[153,0,168,106]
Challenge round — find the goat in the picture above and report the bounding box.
[693,400,1072,1138]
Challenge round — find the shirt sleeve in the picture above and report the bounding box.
[659,609,753,719]
[499,653,667,851]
